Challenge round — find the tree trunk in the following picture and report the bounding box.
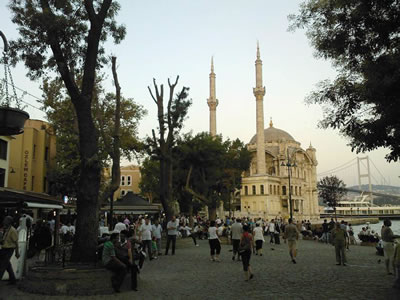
[188,203,193,227]
[71,99,101,262]
[208,207,217,221]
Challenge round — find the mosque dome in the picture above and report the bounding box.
[249,120,296,144]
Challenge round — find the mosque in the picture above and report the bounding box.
[207,44,320,221]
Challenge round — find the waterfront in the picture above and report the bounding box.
[352,220,400,237]
[0,238,398,300]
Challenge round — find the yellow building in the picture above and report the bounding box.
[0,136,12,187]
[113,164,141,200]
[8,119,56,193]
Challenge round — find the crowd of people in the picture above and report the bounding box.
[1,212,400,292]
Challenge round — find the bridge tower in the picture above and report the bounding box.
[357,156,373,204]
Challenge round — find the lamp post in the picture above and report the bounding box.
[281,149,296,220]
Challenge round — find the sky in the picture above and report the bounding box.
[0,0,399,187]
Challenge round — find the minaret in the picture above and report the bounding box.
[207,57,218,136]
[253,42,266,174]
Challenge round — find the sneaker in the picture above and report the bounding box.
[249,274,254,280]
[292,259,297,264]
[210,258,215,262]
[195,244,199,247]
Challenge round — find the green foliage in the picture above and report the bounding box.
[41,77,146,197]
[178,132,252,211]
[8,0,126,80]
[317,175,347,209]
[139,158,160,203]
[290,0,400,161]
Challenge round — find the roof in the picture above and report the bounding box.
[249,124,296,144]
[102,191,160,213]
[0,187,63,208]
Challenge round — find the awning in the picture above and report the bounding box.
[25,202,63,209]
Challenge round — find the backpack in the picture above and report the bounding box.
[238,236,251,253]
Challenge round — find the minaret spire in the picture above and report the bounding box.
[207,56,218,136]
[253,42,266,174]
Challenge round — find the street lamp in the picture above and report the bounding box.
[281,149,296,220]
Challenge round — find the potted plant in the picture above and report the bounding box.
[0,30,29,136]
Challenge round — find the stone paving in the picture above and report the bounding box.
[0,238,399,300]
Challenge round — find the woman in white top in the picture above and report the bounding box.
[253,223,265,256]
[208,220,221,262]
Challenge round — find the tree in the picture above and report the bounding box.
[289,0,400,161]
[9,0,126,261]
[317,175,347,221]
[139,157,160,204]
[147,77,192,219]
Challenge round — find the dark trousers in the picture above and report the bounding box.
[142,240,153,260]
[241,250,251,271]
[119,256,138,290]
[165,235,176,255]
[209,239,221,256]
[270,232,275,243]
[232,239,240,255]
[105,259,127,291]
[189,234,197,245]
[0,248,16,282]
[335,240,346,264]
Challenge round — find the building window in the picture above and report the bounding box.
[244,186,248,195]
[278,185,280,195]
[121,190,126,196]
[127,175,131,186]
[252,185,256,195]
[273,185,276,195]
[0,140,7,160]
[33,144,36,159]
[282,186,287,195]
[295,186,298,196]
[299,187,302,196]
[260,185,264,195]
[269,185,272,194]
[121,175,125,186]
[31,176,35,191]
[44,147,49,162]
[0,168,5,187]
[291,186,293,195]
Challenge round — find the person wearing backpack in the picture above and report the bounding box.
[239,225,254,281]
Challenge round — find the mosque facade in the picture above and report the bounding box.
[208,44,320,221]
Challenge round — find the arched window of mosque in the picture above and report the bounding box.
[269,167,275,175]
[295,186,298,195]
[260,185,264,195]
[299,187,302,196]
[244,186,248,195]
[252,185,256,195]
[269,185,272,194]
[282,186,287,195]
[273,185,276,195]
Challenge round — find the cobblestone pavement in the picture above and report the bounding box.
[0,238,399,300]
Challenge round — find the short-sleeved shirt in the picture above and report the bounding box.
[102,241,115,266]
[208,226,218,240]
[284,224,299,241]
[2,226,18,249]
[152,224,162,239]
[231,222,243,240]
[167,221,178,235]
[140,223,153,240]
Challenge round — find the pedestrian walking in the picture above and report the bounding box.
[165,216,178,255]
[139,217,154,260]
[381,219,400,275]
[208,220,221,262]
[0,216,20,284]
[253,223,265,256]
[239,225,254,281]
[284,218,299,264]
[231,218,243,261]
[268,219,275,244]
[332,223,347,266]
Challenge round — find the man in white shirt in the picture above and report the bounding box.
[268,219,276,244]
[139,217,154,260]
[165,215,178,255]
[231,218,243,261]
[152,219,163,256]
[114,217,127,233]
